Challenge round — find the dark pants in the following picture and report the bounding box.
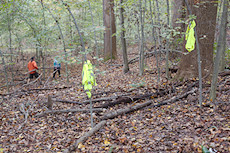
[53,67,61,78]
[29,72,39,79]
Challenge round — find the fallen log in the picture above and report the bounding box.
[64,120,107,153]
[101,101,152,120]
[219,70,230,77]
[83,93,131,105]
[54,99,82,105]
[146,88,197,109]
[95,93,157,108]
[29,86,70,91]
[35,108,104,117]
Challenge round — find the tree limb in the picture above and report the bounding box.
[101,101,152,120]
[64,120,107,153]
[35,108,104,117]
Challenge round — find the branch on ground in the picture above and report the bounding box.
[35,108,105,117]
[64,120,107,153]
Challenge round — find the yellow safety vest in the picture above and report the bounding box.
[82,60,97,98]
[185,20,196,52]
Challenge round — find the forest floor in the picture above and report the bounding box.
[0,47,230,153]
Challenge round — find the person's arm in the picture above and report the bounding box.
[32,61,38,69]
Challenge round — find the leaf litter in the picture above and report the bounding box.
[0,48,229,153]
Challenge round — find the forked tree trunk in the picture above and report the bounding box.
[177,0,217,79]
[103,0,117,61]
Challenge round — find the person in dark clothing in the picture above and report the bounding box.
[53,57,61,78]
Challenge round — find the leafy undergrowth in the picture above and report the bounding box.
[0,49,229,153]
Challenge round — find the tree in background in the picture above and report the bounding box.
[103,0,117,61]
[176,0,218,79]
[210,0,229,101]
[120,0,129,73]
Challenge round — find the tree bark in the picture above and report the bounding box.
[139,0,144,75]
[210,0,228,101]
[171,0,185,56]
[103,0,117,61]
[120,0,129,73]
[177,0,218,79]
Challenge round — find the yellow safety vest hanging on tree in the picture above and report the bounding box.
[82,60,97,98]
[185,20,196,52]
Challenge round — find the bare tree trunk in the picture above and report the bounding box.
[165,0,170,79]
[139,0,144,76]
[210,0,228,102]
[0,50,9,93]
[219,1,229,71]
[149,0,160,82]
[45,5,69,84]
[171,0,185,58]
[7,10,14,83]
[61,0,86,66]
[40,0,47,80]
[88,0,99,65]
[120,0,129,73]
[103,0,117,61]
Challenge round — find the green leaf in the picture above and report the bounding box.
[202,145,210,153]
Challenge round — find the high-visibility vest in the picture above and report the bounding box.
[185,20,196,52]
[82,60,97,98]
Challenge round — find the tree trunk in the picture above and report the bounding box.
[139,0,144,75]
[88,0,99,66]
[120,0,129,73]
[210,0,228,101]
[177,0,217,79]
[171,0,186,57]
[165,0,170,79]
[103,0,117,61]
[0,50,9,93]
[149,0,160,82]
[219,2,229,71]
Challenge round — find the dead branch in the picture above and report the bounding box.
[100,101,152,120]
[64,120,106,153]
[146,88,197,109]
[83,94,131,105]
[0,73,43,96]
[54,99,82,105]
[43,69,58,88]
[95,93,157,108]
[29,86,69,91]
[35,108,104,117]
[18,103,30,130]
[219,70,230,77]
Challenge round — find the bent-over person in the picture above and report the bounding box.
[27,57,41,84]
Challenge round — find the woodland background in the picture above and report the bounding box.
[0,0,230,152]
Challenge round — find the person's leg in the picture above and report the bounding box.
[58,67,61,77]
[28,74,33,84]
[53,68,57,78]
[35,72,42,84]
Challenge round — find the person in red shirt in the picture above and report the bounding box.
[27,57,40,83]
